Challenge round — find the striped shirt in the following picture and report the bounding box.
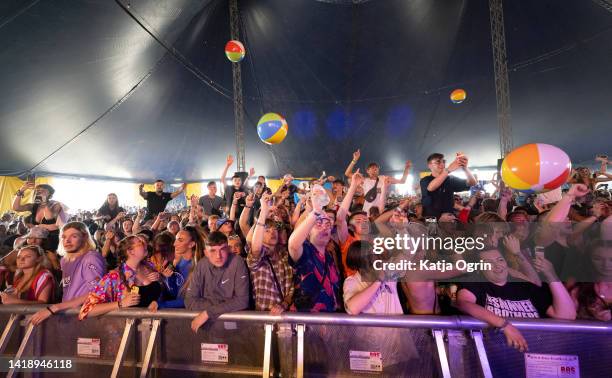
[246,244,294,311]
[13,269,55,302]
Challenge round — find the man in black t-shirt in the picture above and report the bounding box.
[420,153,477,218]
[139,179,186,220]
[456,249,576,352]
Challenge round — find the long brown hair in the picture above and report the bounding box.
[14,245,47,297]
[102,193,119,211]
[178,226,206,294]
[116,235,151,289]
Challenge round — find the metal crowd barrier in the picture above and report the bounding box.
[0,305,610,377]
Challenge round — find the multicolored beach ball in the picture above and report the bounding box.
[450,89,467,104]
[257,113,288,145]
[501,143,572,194]
[225,40,245,63]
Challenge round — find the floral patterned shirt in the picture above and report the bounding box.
[78,263,146,320]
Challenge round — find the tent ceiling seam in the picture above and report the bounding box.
[27,54,170,173]
[114,0,234,100]
[0,0,40,31]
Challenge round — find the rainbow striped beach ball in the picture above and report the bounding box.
[501,143,572,194]
[450,89,467,104]
[257,113,288,145]
[225,40,245,63]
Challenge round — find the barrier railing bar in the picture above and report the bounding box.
[111,318,135,378]
[140,318,160,378]
[262,323,273,378]
[296,324,305,378]
[471,330,493,378]
[7,320,35,378]
[0,314,20,355]
[433,329,451,378]
[0,306,611,334]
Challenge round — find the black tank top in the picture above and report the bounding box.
[136,281,162,307]
[28,203,57,225]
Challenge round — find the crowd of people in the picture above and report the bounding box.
[0,151,610,352]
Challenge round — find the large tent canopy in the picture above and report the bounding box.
[1,0,611,182]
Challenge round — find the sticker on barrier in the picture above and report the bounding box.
[525,353,579,378]
[349,350,383,372]
[77,338,100,358]
[201,343,229,364]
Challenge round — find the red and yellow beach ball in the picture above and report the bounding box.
[450,89,467,104]
[501,143,572,193]
[225,40,245,63]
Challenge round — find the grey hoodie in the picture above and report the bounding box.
[184,252,250,319]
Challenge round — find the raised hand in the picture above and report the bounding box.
[447,158,461,172]
[502,235,521,255]
[190,194,198,207]
[399,198,412,210]
[20,181,35,192]
[226,155,234,167]
[353,149,361,162]
[467,195,478,208]
[405,160,412,169]
[352,169,364,187]
[245,193,255,207]
[533,255,558,282]
[310,186,327,212]
[500,188,513,201]
[249,167,255,176]
[260,193,273,213]
[567,184,589,198]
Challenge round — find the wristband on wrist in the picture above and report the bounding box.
[15,190,24,197]
[46,306,55,315]
[117,300,123,308]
